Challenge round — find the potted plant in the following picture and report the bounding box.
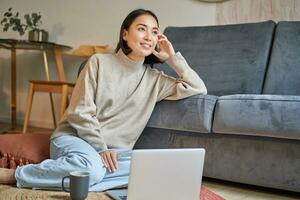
[1,7,48,41]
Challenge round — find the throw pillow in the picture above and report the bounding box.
[0,133,51,169]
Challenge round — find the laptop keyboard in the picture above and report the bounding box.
[119,196,127,200]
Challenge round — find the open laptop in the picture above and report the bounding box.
[106,148,205,200]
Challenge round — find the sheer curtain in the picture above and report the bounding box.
[216,0,300,24]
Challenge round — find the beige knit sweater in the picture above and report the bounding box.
[51,50,207,152]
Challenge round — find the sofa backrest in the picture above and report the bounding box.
[263,21,300,95]
[156,21,275,96]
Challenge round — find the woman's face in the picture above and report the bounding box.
[123,14,159,61]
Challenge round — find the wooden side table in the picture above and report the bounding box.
[0,39,72,130]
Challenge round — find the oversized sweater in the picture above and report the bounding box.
[51,50,207,152]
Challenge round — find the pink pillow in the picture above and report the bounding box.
[0,133,51,169]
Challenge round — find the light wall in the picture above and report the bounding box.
[0,0,216,128]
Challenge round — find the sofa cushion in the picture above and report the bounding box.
[263,21,300,95]
[213,95,300,140]
[147,94,217,133]
[156,21,275,96]
[0,133,51,169]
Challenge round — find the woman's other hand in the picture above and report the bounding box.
[152,33,175,61]
[100,150,118,173]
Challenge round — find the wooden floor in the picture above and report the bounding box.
[203,178,299,200]
[1,121,299,199]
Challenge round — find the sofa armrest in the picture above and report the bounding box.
[147,94,217,133]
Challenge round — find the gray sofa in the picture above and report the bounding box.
[134,21,300,192]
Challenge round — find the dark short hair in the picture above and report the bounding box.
[115,9,162,66]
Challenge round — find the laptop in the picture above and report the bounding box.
[106,148,205,200]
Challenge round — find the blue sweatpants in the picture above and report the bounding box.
[15,135,131,191]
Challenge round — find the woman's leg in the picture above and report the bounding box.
[89,148,132,191]
[15,135,105,190]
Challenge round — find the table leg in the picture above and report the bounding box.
[42,51,57,128]
[42,50,51,81]
[53,48,66,81]
[11,48,16,130]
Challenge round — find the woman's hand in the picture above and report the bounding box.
[100,150,118,173]
[152,33,175,61]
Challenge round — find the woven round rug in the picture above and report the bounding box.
[0,185,111,200]
[0,184,224,200]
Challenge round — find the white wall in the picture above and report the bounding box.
[0,0,216,128]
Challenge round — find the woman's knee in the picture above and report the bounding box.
[88,165,106,184]
[69,154,105,184]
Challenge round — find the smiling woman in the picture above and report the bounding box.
[0,8,207,193]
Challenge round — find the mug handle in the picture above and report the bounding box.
[62,176,70,192]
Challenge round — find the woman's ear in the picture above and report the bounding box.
[122,29,128,41]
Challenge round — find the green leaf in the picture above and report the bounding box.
[24,14,30,20]
[8,8,12,11]
[7,13,12,17]
[3,23,9,31]
[9,17,14,25]
[33,15,42,26]
[15,12,19,17]
[1,18,7,25]
[15,18,21,26]
[19,28,25,35]
[31,13,38,19]
[24,14,32,27]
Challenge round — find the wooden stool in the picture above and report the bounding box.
[22,80,74,133]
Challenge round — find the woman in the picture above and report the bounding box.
[0,9,207,191]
